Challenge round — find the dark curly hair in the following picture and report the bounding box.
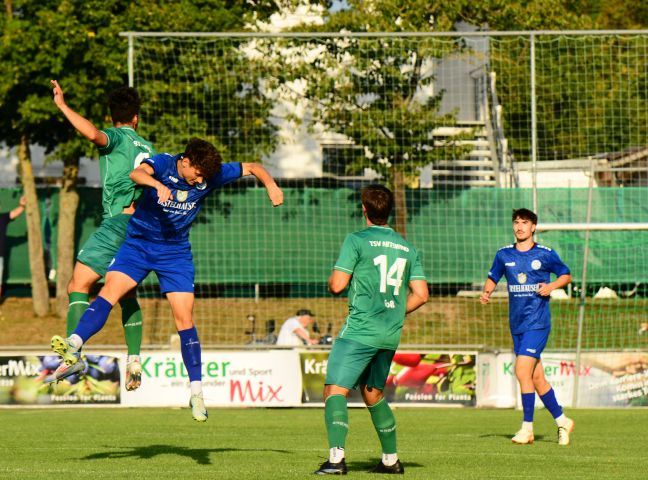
[184,138,222,180]
[107,86,141,125]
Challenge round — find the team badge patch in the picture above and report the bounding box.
[517,272,527,284]
[176,190,188,202]
[531,260,542,270]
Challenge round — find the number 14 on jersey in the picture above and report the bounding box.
[373,255,407,296]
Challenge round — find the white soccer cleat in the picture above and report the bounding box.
[558,417,575,446]
[190,393,208,422]
[44,358,87,383]
[125,359,142,391]
[511,428,534,444]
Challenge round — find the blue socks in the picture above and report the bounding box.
[521,392,535,422]
[179,326,202,382]
[73,296,113,343]
[539,388,563,419]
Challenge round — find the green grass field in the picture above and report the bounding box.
[1,407,646,479]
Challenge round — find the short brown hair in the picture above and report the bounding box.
[361,184,393,225]
[184,138,222,179]
[108,86,141,125]
[512,208,537,224]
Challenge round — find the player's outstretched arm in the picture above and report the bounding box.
[479,278,498,304]
[130,163,172,203]
[51,80,108,147]
[406,279,429,314]
[241,162,283,206]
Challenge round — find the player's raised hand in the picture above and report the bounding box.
[51,80,66,109]
[267,185,284,207]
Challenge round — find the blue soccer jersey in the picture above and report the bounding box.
[127,153,242,243]
[487,243,570,334]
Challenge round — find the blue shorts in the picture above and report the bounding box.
[512,328,550,359]
[108,236,195,293]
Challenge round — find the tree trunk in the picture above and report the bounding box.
[55,158,80,317]
[392,168,407,238]
[18,134,50,316]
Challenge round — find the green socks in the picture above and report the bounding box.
[119,297,143,356]
[66,292,90,336]
[325,394,349,449]
[368,398,397,454]
[67,293,142,357]
[324,395,396,457]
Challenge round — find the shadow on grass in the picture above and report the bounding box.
[83,444,291,465]
[347,459,424,472]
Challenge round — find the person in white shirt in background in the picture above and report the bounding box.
[276,309,319,346]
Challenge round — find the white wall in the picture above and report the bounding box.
[0,144,101,188]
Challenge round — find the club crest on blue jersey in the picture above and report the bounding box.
[531,260,542,270]
[176,190,188,202]
[517,272,527,284]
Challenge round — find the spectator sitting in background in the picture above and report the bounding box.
[276,309,319,346]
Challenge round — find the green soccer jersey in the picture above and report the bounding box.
[333,225,427,350]
[98,126,156,219]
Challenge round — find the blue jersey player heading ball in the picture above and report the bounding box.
[50,138,283,422]
[480,208,574,446]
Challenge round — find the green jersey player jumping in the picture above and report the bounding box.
[315,184,429,475]
[47,80,155,389]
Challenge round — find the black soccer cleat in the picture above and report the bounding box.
[370,459,405,474]
[314,459,347,475]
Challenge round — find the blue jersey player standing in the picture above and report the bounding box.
[49,138,283,421]
[480,208,575,446]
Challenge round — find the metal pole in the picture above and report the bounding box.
[530,33,538,212]
[119,29,648,39]
[572,161,594,407]
[127,33,134,87]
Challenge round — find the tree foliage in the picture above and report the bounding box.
[0,0,278,313]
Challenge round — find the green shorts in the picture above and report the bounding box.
[77,214,131,277]
[325,337,396,390]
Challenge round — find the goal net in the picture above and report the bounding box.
[120,32,648,352]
